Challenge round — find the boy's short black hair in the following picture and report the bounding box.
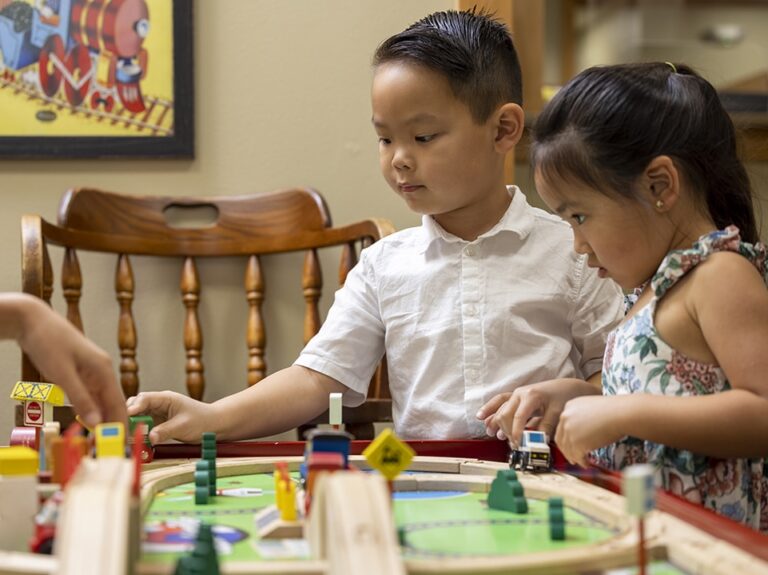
[373,9,523,123]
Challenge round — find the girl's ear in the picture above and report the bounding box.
[493,103,524,153]
[644,155,680,211]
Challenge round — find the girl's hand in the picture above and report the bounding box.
[554,395,626,467]
[477,378,598,447]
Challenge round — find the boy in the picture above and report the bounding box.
[127,10,623,444]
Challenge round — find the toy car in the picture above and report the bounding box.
[509,430,551,472]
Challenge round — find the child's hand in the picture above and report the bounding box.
[477,378,596,447]
[127,391,216,444]
[554,395,625,467]
[16,295,127,430]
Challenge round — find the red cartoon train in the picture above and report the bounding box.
[0,0,149,112]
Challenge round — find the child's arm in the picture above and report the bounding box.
[556,390,768,466]
[477,374,601,446]
[556,252,768,466]
[127,365,347,444]
[1,292,127,429]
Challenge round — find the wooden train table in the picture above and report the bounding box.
[132,440,768,575]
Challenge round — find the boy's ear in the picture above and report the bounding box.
[643,155,680,211]
[493,103,524,152]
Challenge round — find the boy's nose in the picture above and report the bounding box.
[392,148,412,170]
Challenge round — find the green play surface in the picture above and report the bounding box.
[141,471,690,574]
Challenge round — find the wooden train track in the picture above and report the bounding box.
[136,456,768,575]
[0,72,174,136]
[1,456,766,575]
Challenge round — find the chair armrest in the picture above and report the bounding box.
[21,214,47,299]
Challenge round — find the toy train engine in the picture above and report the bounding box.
[68,0,149,111]
[0,0,149,111]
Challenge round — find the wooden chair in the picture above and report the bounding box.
[20,187,394,438]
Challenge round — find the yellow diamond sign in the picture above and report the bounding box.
[362,428,415,481]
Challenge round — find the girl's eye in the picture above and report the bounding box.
[572,214,586,225]
[378,137,391,145]
[415,134,436,143]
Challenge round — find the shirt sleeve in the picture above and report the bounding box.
[569,256,625,378]
[293,247,386,407]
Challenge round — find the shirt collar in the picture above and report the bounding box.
[419,185,535,250]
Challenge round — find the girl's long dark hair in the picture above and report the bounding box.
[532,62,758,243]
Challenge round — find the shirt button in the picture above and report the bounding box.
[465,246,476,257]
[466,304,477,316]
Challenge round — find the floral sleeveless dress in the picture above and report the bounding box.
[592,226,768,532]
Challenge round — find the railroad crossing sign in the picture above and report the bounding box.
[10,382,65,405]
[362,428,415,481]
[12,382,66,428]
[24,401,44,427]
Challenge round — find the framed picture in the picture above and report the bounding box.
[0,0,194,158]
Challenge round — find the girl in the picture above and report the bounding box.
[479,62,768,531]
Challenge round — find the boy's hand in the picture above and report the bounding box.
[16,295,127,430]
[127,391,215,444]
[477,378,597,447]
[554,395,625,467]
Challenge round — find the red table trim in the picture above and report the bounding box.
[153,438,511,462]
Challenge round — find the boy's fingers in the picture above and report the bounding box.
[126,394,146,415]
[127,392,168,417]
[147,414,180,444]
[148,424,168,445]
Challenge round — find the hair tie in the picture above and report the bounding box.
[664,61,677,74]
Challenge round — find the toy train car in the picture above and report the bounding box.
[0,0,149,111]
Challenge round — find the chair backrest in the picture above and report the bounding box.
[21,187,394,436]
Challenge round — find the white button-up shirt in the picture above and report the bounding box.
[295,187,624,439]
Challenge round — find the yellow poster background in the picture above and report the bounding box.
[0,0,174,137]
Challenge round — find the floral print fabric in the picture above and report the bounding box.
[592,226,768,531]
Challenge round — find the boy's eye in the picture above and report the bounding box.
[415,134,436,143]
[378,137,391,145]
[572,214,586,225]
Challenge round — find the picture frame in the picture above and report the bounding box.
[0,0,194,158]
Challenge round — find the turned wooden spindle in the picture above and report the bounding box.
[62,248,83,332]
[181,257,204,400]
[115,254,139,398]
[302,249,323,344]
[245,254,266,386]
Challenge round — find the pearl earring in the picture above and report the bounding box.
[655,200,664,209]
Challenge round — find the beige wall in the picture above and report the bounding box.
[0,0,451,439]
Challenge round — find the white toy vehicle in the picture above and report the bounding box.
[510,430,551,472]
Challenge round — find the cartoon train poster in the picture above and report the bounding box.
[0,0,175,137]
